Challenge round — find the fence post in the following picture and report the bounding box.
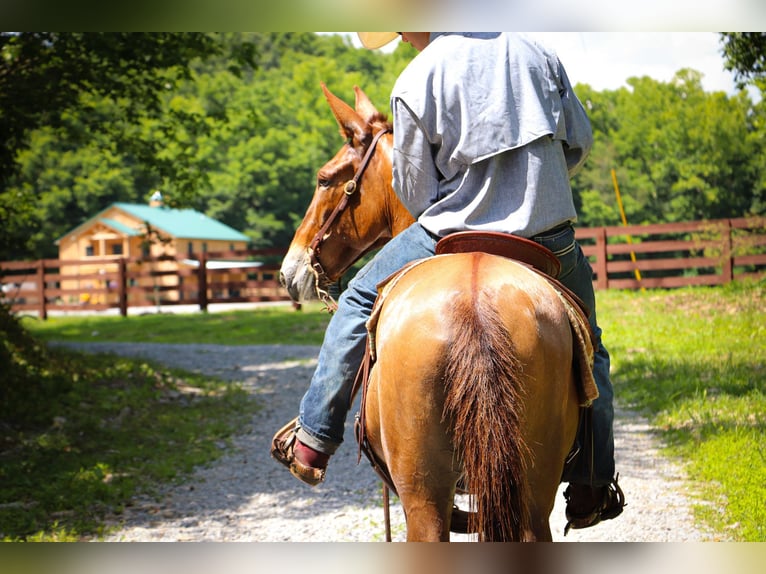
[36,259,47,320]
[595,228,609,290]
[721,219,734,284]
[118,258,128,317]
[198,253,208,312]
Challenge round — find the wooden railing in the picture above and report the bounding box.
[0,248,294,320]
[575,216,766,290]
[2,218,765,319]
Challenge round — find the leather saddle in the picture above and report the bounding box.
[435,230,562,278]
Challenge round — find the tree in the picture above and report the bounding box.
[575,70,761,227]
[0,33,227,184]
[720,33,766,215]
[569,84,624,227]
[0,32,255,260]
[720,32,766,89]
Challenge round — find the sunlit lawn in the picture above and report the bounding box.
[23,302,332,346]
[598,281,765,541]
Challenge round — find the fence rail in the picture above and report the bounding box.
[0,248,294,320]
[2,218,765,319]
[575,216,766,290]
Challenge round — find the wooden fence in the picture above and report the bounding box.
[575,216,766,290]
[0,248,294,320]
[2,217,765,319]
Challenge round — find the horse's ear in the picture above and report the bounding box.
[353,86,380,125]
[321,83,367,144]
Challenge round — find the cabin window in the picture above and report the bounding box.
[187,242,194,256]
[111,244,123,255]
[85,245,94,257]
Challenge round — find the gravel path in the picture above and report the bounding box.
[59,342,713,542]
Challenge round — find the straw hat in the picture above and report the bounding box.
[357,32,400,49]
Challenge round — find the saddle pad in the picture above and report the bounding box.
[553,287,598,406]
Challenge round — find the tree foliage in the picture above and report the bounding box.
[0,33,226,183]
[0,32,252,259]
[1,32,764,262]
[720,32,766,88]
[571,69,763,228]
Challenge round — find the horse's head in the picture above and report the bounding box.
[280,84,414,305]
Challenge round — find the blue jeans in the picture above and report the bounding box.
[297,222,615,486]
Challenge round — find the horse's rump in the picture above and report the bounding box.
[365,252,580,541]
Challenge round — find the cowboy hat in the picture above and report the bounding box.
[357,32,400,49]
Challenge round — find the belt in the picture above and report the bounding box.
[533,221,573,239]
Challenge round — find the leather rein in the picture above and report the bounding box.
[307,128,390,312]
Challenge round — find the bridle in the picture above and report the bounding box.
[307,127,390,312]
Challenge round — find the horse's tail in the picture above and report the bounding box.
[443,291,532,541]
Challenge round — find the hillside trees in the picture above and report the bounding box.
[1,32,764,261]
[1,32,411,258]
[572,70,761,227]
[0,32,255,261]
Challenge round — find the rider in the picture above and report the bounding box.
[273,32,625,532]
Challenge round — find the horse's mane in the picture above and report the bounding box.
[369,115,392,135]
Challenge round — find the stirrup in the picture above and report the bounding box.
[270,417,326,487]
[563,474,626,535]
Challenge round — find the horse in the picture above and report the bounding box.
[279,84,584,541]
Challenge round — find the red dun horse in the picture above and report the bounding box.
[280,84,582,541]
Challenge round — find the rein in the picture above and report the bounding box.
[308,127,390,312]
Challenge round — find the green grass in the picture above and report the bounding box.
[0,350,257,541]
[598,280,765,541]
[23,302,332,346]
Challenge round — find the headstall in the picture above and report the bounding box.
[307,128,390,312]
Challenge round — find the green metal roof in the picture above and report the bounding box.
[112,203,250,242]
[56,202,251,244]
[98,217,141,236]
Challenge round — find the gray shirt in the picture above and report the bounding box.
[390,32,593,238]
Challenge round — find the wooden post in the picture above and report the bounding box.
[198,253,208,312]
[721,219,734,284]
[118,258,128,317]
[36,259,47,320]
[595,228,609,291]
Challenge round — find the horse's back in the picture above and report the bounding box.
[365,252,581,540]
[372,251,579,446]
[374,251,575,380]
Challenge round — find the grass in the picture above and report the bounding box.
[598,280,765,541]
[16,281,766,541]
[22,302,332,346]
[0,349,257,541]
